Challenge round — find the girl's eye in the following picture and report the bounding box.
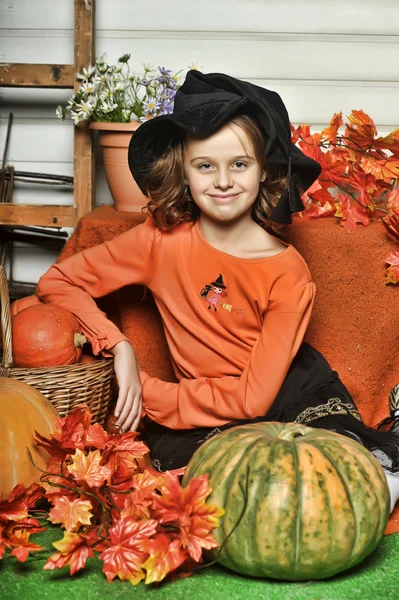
[234,161,247,169]
[199,163,213,170]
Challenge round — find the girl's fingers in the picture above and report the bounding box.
[115,389,135,426]
[114,387,128,417]
[129,400,143,432]
[122,395,142,432]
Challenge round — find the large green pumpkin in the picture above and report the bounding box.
[182,422,390,581]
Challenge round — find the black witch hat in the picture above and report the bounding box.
[128,70,321,224]
[211,274,226,289]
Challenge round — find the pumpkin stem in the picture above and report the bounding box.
[74,333,87,348]
[277,424,309,441]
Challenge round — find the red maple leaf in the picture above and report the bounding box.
[382,214,399,241]
[67,449,111,488]
[345,109,378,151]
[321,112,343,144]
[37,407,109,460]
[141,534,188,584]
[374,128,399,156]
[335,193,371,232]
[153,472,224,563]
[360,156,399,183]
[48,496,93,532]
[0,484,35,523]
[102,433,149,485]
[386,189,399,215]
[385,251,399,284]
[43,530,97,575]
[7,527,43,563]
[40,456,78,502]
[118,470,163,520]
[347,164,377,209]
[100,517,157,584]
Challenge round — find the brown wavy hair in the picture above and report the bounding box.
[141,114,288,231]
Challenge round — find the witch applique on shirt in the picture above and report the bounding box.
[199,274,244,317]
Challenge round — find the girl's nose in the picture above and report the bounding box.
[214,168,233,189]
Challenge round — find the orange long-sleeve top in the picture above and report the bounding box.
[36,216,315,430]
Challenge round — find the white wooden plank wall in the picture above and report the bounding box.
[1,0,399,283]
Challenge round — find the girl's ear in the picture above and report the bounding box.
[260,172,266,182]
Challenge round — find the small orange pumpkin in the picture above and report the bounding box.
[12,304,87,368]
[0,377,58,497]
[10,295,43,318]
[79,354,97,365]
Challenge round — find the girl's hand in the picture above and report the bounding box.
[110,340,142,432]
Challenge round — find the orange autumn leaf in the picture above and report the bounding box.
[321,112,343,144]
[347,165,377,209]
[0,483,42,523]
[35,407,108,460]
[53,407,108,452]
[120,470,163,520]
[375,128,399,156]
[301,199,336,219]
[385,251,399,267]
[154,472,224,563]
[381,214,399,242]
[103,433,149,484]
[308,186,337,207]
[290,123,315,145]
[141,534,187,584]
[8,528,43,563]
[40,457,77,502]
[334,194,370,232]
[297,137,325,165]
[385,263,399,284]
[385,251,399,284]
[67,448,112,488]
[100,517,157,585]
[360,157,399,182]
[345,109,378,150]
[44,531,95,575]
[48,496,93,532]
[318,152,349,187]
[386,189,399,214]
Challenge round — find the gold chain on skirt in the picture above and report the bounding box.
[294,397,363,425]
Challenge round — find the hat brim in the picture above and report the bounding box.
[128,95,321,196]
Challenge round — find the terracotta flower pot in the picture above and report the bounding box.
[283,215,399,429]
[90,121,148,212]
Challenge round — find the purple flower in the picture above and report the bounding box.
[157,66,172,76]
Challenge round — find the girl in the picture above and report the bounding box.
[36,70,399,512]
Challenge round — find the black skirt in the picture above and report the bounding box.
[141,343,399,473]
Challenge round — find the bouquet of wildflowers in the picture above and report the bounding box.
[56,54,185,126]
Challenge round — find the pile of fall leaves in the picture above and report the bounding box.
[0,407,224,585]
[292,110,399,283]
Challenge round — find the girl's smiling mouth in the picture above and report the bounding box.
[209,193,240,204]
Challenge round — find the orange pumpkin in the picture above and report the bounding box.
[0,377,58,497]
[10,295,43,318]
[12,304,87,368]
[1,295,43,351]
[79,354,97,365]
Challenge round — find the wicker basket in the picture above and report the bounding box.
[0,266,114,424]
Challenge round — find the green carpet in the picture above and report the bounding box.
[1,526,398,600]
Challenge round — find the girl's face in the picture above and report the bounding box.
[183,123,264,225]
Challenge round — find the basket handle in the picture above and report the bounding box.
[0,265,13,368]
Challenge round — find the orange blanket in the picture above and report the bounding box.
[58,205,399,534]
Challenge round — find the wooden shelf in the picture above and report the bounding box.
[0,0,95,228]
[0,204,75,228]
[0,64,74,88]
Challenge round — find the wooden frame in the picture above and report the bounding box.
[0,0,95,228]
